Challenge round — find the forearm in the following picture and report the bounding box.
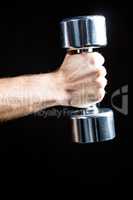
[0,53,107,122]
[0,73,60,122]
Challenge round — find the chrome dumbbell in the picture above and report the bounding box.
[60,15,116,143]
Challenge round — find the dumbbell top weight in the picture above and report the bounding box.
[60,15,107,49]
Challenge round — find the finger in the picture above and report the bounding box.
[67,65,106,83]
[87,52,105,66]
[69,87,105,108]
[95,66,107,77]
[94,77,107,88]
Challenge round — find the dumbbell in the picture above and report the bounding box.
[60,15,116,143]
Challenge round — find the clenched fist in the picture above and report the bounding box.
[55,52,107,107]
[0,51,107,121]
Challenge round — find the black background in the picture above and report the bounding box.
[0,0,129,185]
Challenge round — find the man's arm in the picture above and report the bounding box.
[0,52,107,122]
[0,72,67,121]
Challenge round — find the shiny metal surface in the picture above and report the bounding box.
[60,16,116,143]
[60,15,107,49]
[69,108,115,143]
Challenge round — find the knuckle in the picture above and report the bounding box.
[96,81,103,88]
[95,89,105,102]
[101,66,107,76]
[95,77,107,88]
[88,52,105,65]
[96,66,107,77]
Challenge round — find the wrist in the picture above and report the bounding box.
[49,71,69,106]
[30,71,69,108]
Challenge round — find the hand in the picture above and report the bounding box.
[55,52,107,108]
[0,52,107,121]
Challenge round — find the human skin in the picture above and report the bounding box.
[0,52,107,122]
